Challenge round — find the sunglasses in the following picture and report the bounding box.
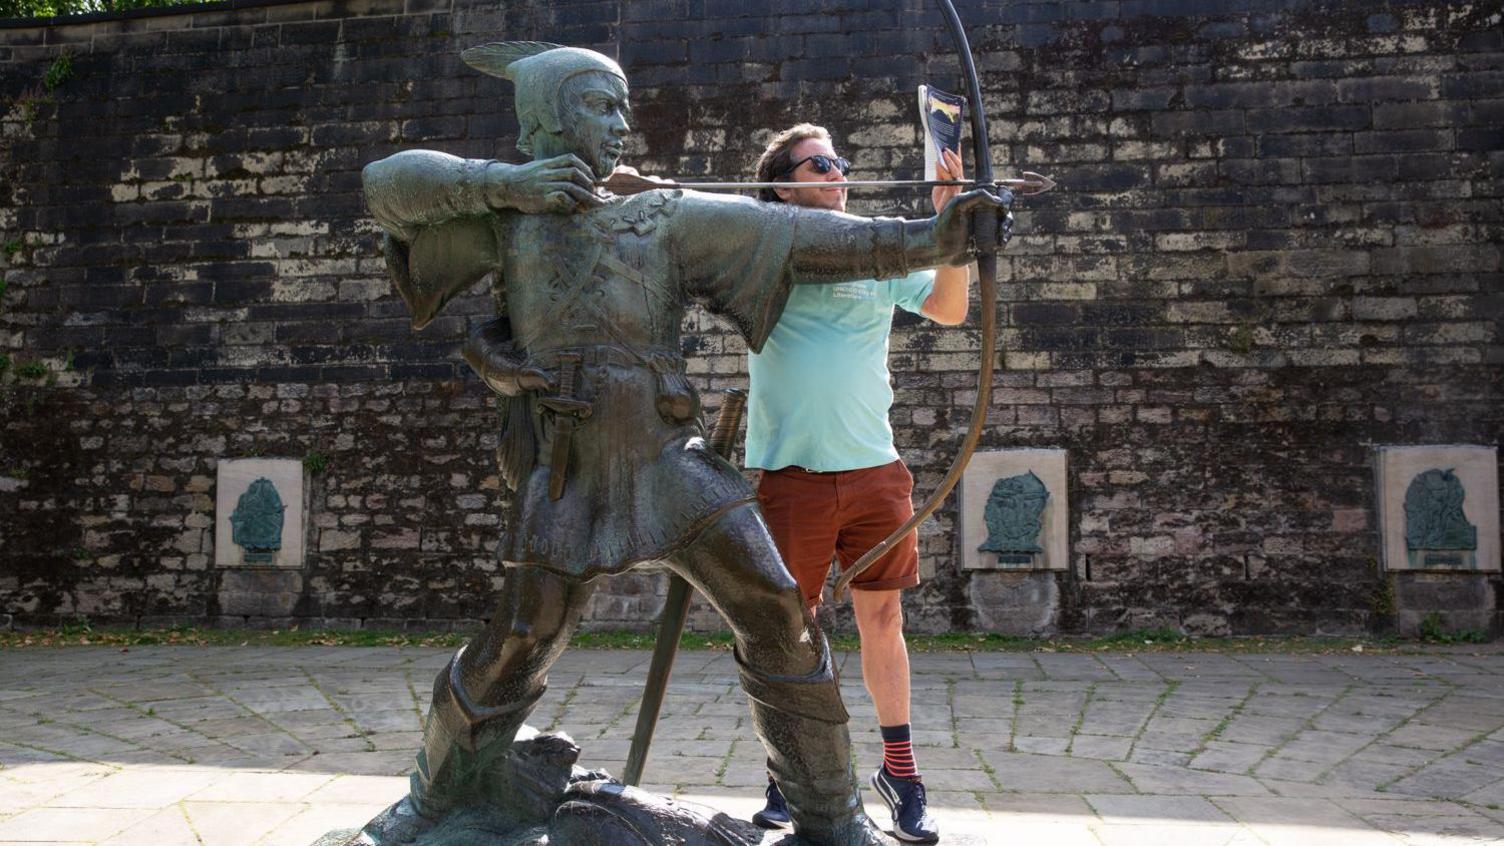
[777,154,851,179]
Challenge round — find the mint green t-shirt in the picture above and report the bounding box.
[745,269,936,472]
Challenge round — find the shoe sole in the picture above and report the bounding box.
[870,771,939,844]
[751,812,792,830]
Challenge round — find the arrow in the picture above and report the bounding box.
[599,170,1056,197]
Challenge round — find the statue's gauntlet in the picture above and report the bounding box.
[788,211,970,284]
[463,319,551,396]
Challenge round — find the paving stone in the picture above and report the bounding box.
[1352,811,1504,842]
[980,751,1136,794]
[1190,741,1268,774]
[180,800,304,846]
[908,768,993,793]
[302,774,407,804]
[1210,797,1403,846]
[1278,729,1375,763]
[1125,747,1194,767]
[3,646,1504,844]
[0,807,154,841]
[1253,754,1325,782]
[43,767,227,809]
[1087,793,1236,824]
[257,802,394,846]
[1388,758,1504,799]
[1322,758,1419,793]
[97,806,202,846]
[1382,722,1483,751]
[1218,715,1307,746]
[1069,734,1134,760]
[188,770,335,802]
[284,750,416,776]
[1114,762,1271,796]
[1092,823,1257,845]
[1015,735,1071,755]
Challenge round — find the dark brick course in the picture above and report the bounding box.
[1,0,1500,636]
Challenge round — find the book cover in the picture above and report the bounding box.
[918,83,966,179]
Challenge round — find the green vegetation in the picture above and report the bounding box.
[302,449,329,475]
[1370,575,1397,625]
[1,0,201,18]
[1227,324,1255,354]
[16,360,46,379]
[1417,612,1488,644]
[42,55,72,91]
[0,625,1488,653]
[0,353,10,375]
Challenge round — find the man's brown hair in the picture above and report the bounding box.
[754,123,832,203]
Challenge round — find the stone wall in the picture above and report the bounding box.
[1,0,1500,635]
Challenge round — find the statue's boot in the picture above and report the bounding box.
[358,651,541,845]
[738,649,886,846]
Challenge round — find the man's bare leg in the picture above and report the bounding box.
[851,588,910,727]
[850,587,936,842]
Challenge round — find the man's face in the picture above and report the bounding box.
[774,136,848,213]
[557,71,631,178]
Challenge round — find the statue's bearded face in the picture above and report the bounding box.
[557,71,631,177]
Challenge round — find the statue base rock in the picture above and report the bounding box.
[314,725,786,846]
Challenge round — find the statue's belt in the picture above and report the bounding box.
[528,344,700,500]
[526,343,676,373]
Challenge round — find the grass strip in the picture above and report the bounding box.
[0,622,1488,654]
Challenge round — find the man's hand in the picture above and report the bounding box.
[931,147,965,214]
[463,319,554,396]
[932,188,1014,266]
[486,155,605,214]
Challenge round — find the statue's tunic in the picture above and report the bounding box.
[366,158,799,579]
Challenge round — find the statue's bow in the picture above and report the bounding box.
[833,0,1013,599]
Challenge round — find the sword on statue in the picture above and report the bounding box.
[624,388,748,786]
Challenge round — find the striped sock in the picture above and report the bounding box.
[880,723,918,780]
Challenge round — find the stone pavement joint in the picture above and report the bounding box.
[0,646,1503,844]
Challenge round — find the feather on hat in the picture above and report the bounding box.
[459,41,564,79]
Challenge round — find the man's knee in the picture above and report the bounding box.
[853,589,904,636]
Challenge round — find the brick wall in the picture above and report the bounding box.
[1,0,1500,635]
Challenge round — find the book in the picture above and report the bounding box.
[918,84,966,179]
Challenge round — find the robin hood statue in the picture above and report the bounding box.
[354,41,1010,846]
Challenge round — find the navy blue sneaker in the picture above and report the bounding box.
[752,777,791,829]
[871,767,939,843]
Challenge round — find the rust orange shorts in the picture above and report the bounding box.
[756,459,920,608]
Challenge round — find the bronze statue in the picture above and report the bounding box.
[353,41,1010,846]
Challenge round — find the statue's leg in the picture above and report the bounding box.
[666,503,882,846]
[411,564,594,818]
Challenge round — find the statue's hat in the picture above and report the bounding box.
[461,42,626,143]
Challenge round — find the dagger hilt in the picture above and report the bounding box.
[707,389,747,457]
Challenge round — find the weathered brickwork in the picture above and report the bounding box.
[1,0,1500,635]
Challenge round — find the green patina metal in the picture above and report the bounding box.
[349,32,1013,846]
[979,470,1049,566]
[230,477,285,563]
[1404,468,1477,569]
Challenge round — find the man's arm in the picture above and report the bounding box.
[920,148,971,326]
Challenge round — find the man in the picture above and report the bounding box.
[356,43,1008,846]
[745,124,971,844]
